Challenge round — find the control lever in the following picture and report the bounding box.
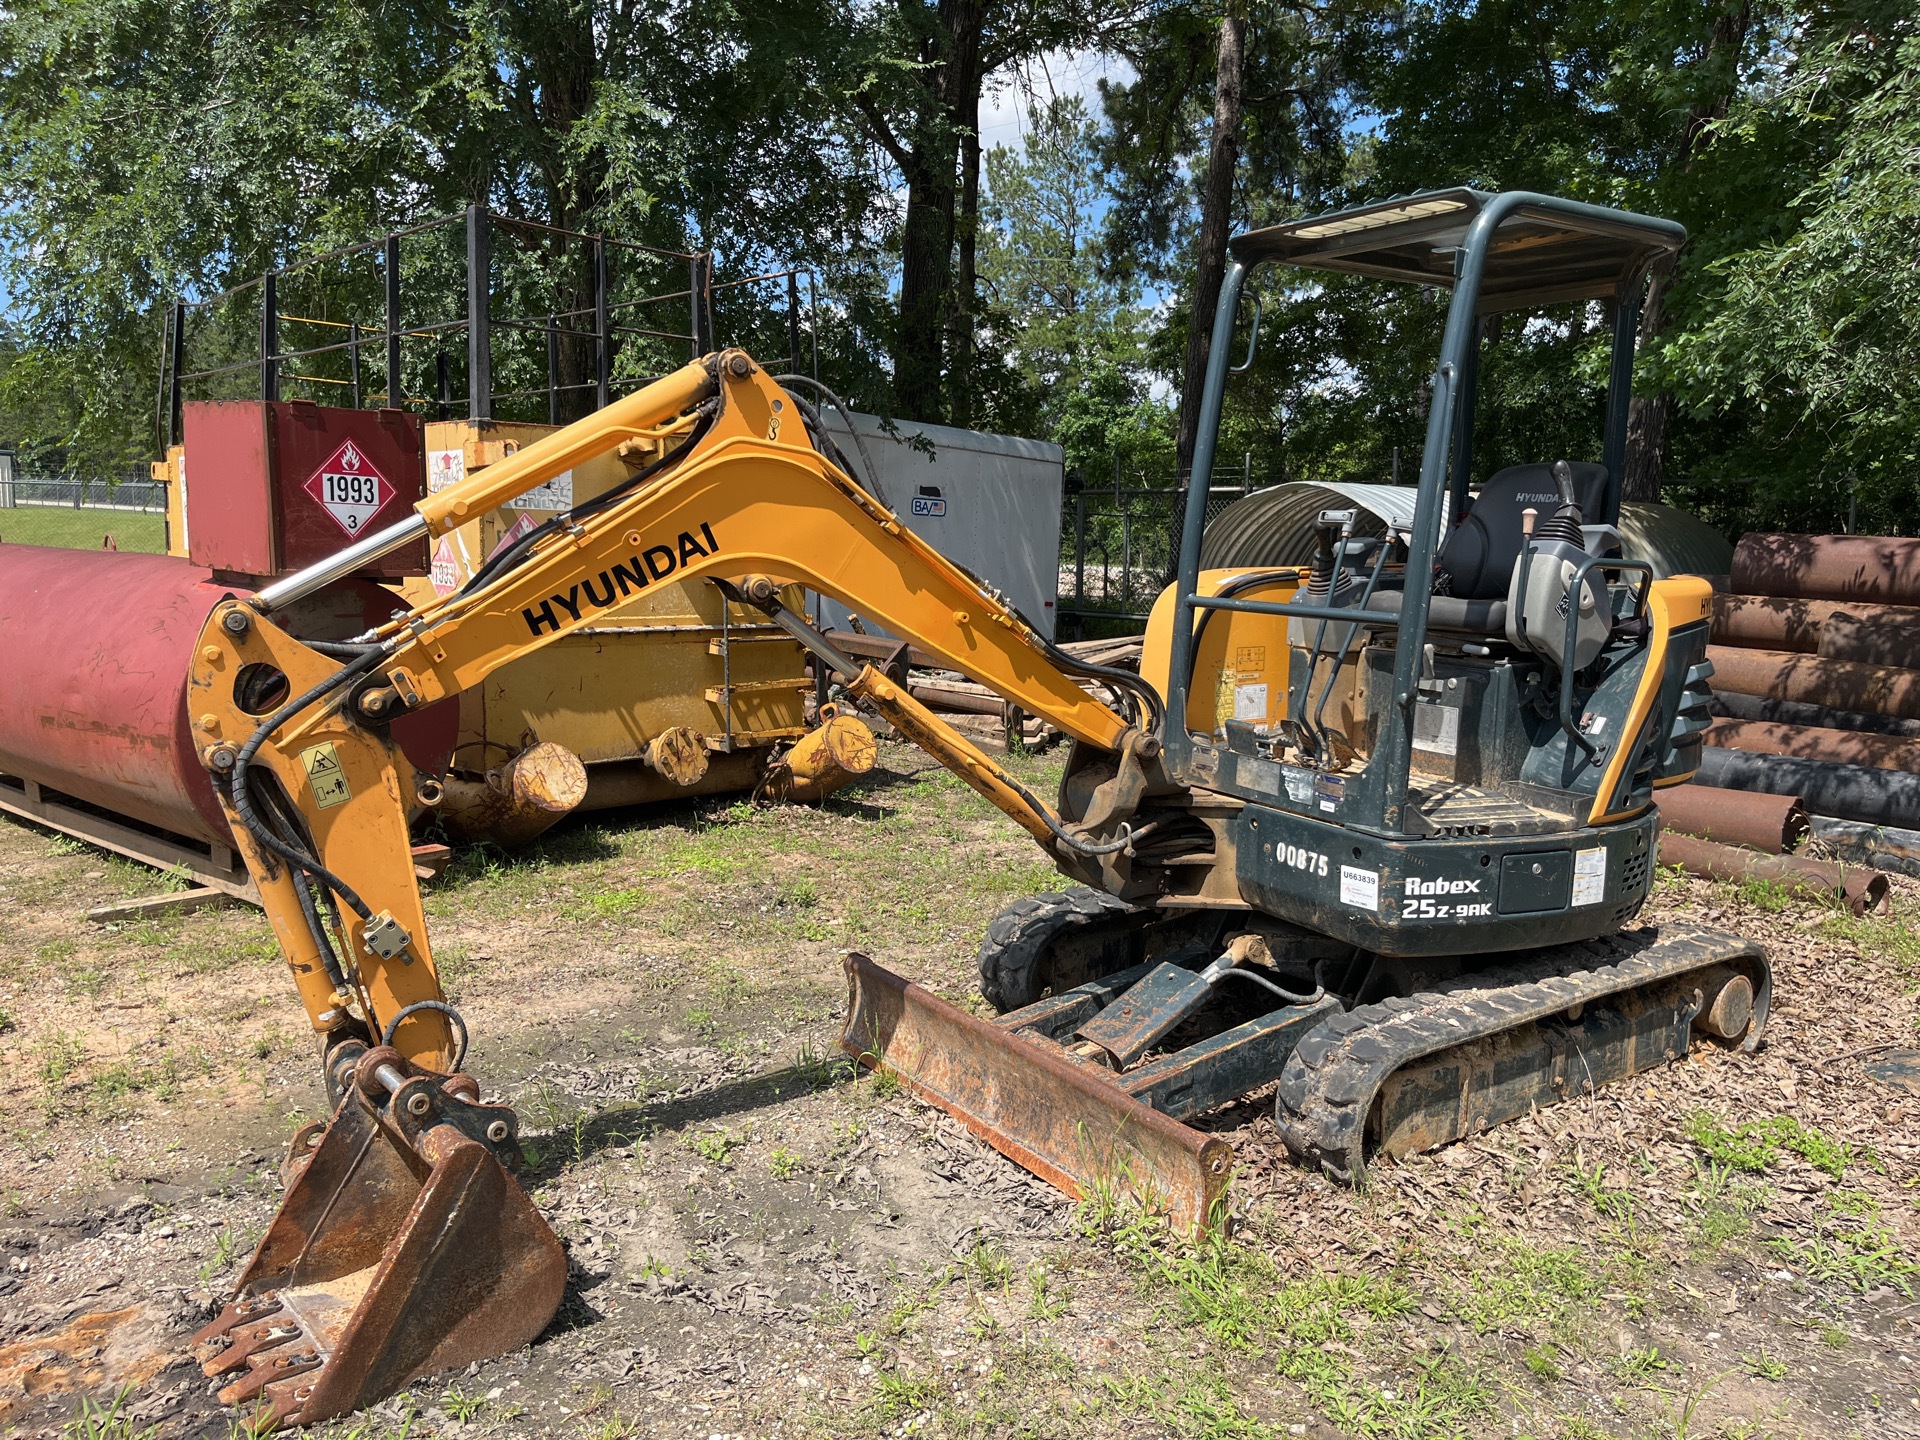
[1551,458,1578,507]
[1514,506,1538,646]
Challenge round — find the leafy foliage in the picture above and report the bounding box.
[0,0,1912,540]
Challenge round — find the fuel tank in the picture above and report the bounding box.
[0,545,453,847]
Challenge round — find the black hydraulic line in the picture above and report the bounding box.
[382,999,470,1072]
[228,647,387,925]
[1203,951,1327,1006]
[787,394,871,509]
[301,638,383,657]
[1214,965,1326,1007]
[773,373,888,505]
[289,866,349,992]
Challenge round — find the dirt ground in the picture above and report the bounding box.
[2,741,1917,1440]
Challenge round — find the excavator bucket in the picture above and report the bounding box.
[841,955,1248,1235]
[189,1049,567,1430]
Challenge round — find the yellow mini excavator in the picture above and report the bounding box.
[183,189,1766,1426]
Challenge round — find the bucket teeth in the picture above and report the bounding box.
[217,1337,323,1404]
[201,1311,304,1376]
[190,1294,285,1366]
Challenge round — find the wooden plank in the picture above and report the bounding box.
[86,887,237,924]
[0,772,259,905]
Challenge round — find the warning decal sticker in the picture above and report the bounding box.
[429,534,465,596]
[304,438,394,538]
[300,743,353,809]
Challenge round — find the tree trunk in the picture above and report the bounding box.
[1175,13,1246,483]
[948,98,982,430]
[1625,1,1752,501]
[890,0,987,423]
[1621,278,1668,503]
[896,160,958,422]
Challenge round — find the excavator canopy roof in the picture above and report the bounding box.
[1229,188,1685,314]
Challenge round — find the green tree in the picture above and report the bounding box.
[1664,2,1920,533]
[0,0,898,476]
[976,95,1169,476]
[1098,1,1353,482]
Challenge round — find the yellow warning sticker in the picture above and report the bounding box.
[300,743,353,809]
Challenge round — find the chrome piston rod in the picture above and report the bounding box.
[253,513,432,614]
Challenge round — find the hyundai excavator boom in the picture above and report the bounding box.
[181,186,1768,1431]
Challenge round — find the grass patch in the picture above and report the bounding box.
[683,1126,746,1166]
[1820,905,1920,982]
[1767,1191,1918,1295]
[59,1386,160,1439]
[1682,1157,1770,1250]
[1089,1223,1498,1438]
[1733,876,1794,913]
[1451,1239,1603,1335]
[1685,1110,1862,1180]
[1,508,166,553]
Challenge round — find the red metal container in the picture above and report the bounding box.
[0,546,452,846]
[183,400,427,579]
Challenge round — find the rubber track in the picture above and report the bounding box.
[1275,923,1770,1184]
[976,887,1135,1012]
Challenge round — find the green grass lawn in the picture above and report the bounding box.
[0,506,168,553]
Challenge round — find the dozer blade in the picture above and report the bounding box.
[841,954,1234,1235]
[1276,923,1772,1183]
[190,1048,567,1430]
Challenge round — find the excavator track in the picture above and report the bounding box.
[1276,923,1770,1183]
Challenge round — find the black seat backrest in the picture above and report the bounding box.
[1435,462,1609,600]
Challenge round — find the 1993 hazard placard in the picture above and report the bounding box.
[304,438,393,537]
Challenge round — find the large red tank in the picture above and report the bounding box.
[0,545,452,847]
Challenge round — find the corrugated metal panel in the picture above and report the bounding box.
[1201,483,1731,579]
[1615,501,1734,578]
[1199,483,1442,569]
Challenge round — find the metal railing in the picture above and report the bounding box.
[1057,481,1262,635]
[158,208,824,444]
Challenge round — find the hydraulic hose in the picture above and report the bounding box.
[227,646,387,927]
[774,374,889,505]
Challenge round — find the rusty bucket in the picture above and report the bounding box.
[190,1048,566,1430]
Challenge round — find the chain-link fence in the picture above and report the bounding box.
[1057,483,1258,637]
[0,475,166,512]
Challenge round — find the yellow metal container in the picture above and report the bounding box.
[401,419,818,815]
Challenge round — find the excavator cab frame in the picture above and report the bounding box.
[1150,189,1702,956]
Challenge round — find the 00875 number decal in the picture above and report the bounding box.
[1272,842,1329,878]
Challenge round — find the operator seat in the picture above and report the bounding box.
[1434,461,1609,600]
